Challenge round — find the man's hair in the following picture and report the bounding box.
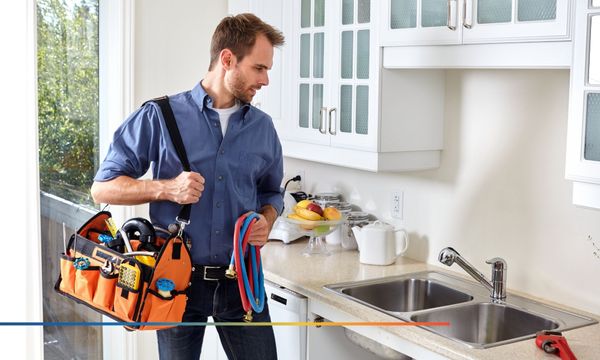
[209,13,285,70]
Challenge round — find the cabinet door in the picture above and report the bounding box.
[380,0,462,46]
[566,5,600,192]
[329,0,378,150]
[462,0,572,43]
[290,0,332,145]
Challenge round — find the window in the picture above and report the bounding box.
[37,0,102,359]
[38,0,99,207]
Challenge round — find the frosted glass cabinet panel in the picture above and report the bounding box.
[585,93,600,161]
[594,0,600,8]
[590,16,600,85]
[477,0,512,24]
[296,0,329,143]
[518,0,556,21]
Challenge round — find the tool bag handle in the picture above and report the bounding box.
[145,96,192,224]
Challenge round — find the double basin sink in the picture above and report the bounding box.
[324,271,597,348]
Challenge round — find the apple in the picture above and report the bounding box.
[306,202,324,216]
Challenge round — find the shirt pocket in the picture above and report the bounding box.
[235,152,267,201]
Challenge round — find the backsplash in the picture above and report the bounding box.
[283,69,600,315]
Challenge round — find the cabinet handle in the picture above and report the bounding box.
[328,107,337,135]
[447,0,457,30]
[463,0,472,29]
[319,106,328,134]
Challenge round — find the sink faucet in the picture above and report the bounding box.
[438,247,507,301]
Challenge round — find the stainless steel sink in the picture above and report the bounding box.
[338,278,473,312]
[411,302,559,347]
[324,271,597,349]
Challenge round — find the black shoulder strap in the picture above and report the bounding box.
[149,96,191,224]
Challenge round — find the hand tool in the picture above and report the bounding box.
[535,331,577,360]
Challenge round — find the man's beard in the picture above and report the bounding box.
[227,69,255,103]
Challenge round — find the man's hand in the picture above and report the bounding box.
[166,171,205,204]
[246,205,278,246]
[247,213,270,246]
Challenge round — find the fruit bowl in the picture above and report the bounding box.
[280,215,344,256]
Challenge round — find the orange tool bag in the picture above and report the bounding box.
[54,211,192,330]
[54,96,195,330]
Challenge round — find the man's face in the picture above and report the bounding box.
[224,34,273,103]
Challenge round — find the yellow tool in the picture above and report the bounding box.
[118,262,141,291]
[105,217,118,238]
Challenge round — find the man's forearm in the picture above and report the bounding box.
[91,176,169,205]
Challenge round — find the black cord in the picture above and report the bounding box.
[283,175,302,193]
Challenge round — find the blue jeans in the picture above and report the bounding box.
[157,269,277,360]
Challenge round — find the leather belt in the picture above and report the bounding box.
[194,265,230,281]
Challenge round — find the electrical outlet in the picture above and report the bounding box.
[295,170,305,191]
[391,191,403,219]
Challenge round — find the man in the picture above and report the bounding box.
[91,14,284,360]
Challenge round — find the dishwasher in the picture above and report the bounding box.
[264,280,308,360]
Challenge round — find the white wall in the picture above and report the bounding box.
[133,0,227,106]
[285,69,600,315]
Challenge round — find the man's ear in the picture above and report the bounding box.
[221,49,235,70]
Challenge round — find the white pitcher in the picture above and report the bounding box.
[352,221,409,265]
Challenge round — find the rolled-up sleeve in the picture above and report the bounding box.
[94,104,160,181]
[257,131,284,215]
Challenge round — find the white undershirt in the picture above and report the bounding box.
[210,100,241,137]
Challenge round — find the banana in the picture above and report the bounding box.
[287,213,316,230]
[294,206,323,221]
[296,199,313,209]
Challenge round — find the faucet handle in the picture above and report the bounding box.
[485,257,507,269]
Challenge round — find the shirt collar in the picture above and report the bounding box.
[191,81,252,117]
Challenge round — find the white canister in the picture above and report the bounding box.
[325,202,352,245]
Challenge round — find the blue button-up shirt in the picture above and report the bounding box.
[94,82,284,265]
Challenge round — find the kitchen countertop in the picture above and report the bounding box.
[261,239,600,360]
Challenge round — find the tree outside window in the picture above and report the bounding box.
[38,0,99,208]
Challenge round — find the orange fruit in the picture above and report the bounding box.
[323,207,342,221]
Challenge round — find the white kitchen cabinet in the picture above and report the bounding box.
[237,0,444,171]
[382,0,574,68]
[566,1,600,209]
[381,0,572,46]
[288,0,379,151]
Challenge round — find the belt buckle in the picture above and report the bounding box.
[203,266,220,281]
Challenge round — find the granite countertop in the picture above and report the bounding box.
[261,239,600,360]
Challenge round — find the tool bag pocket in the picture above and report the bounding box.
[58,255,76,294]
[92,272,118,311]
[74,266,100,302]
[138,290,187,329]
[114,284,142,321]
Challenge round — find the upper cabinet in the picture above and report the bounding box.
[381,0,571,46]
[381,0,575,68]
[566,1,600,209]
[287,0,378,151]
